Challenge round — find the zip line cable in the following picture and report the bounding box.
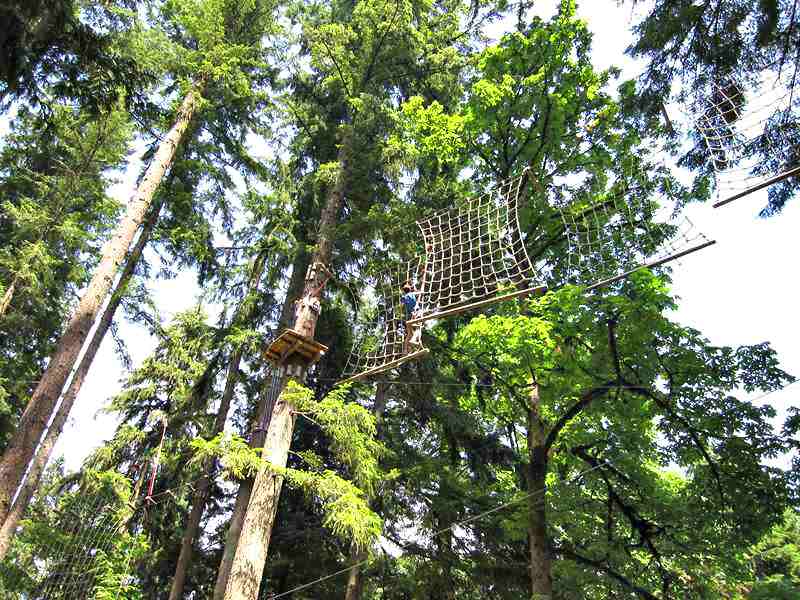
[745,378,799,403]
[318,378,800,393]
[269,461,608,599]
[30,377,794,596]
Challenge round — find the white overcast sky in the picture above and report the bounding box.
[7,0,792,469]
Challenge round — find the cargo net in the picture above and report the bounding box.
[690,64,800,208]
[416,171,539,321]
[342,165,714,382]
[343,259,428,382]
[529,161,714,288]
[5,473,141,599]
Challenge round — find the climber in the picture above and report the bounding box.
[401,280,422,354]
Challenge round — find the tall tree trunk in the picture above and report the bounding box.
[528,384,551,600]
[223,129,351,600]
[0,198,164,559]
[212,248,310,600]
[342,383,388,600]
[344,545,367,600]
[168,251,268,600]
[0,85,203,524]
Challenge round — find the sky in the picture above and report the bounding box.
[26,0,797,471]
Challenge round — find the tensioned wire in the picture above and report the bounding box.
[268,460,609,599]
[129,378,800,505]
[56,379,794,596]
[317,379,800,399]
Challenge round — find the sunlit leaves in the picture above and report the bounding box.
[191,381,388,550]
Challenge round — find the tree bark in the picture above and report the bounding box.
[0,278,16,318]
[528,383,552,600]
[222,128,351,600]
[344,545,367,600]
[212,249,310,600]
[212,396,269,600]
[0,84,203,525]
[168,251,268,600]
[342,383,388,600]
[0,197,165,559]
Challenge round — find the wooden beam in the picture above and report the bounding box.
[714,165,800,208]
[407,285,548,325]
[584,239,716,292]
[341,348,430,384]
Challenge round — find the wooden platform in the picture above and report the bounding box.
[263,329,328,367]
[340,348,430,384]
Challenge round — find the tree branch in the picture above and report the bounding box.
[607,319,622,381]
[622,382,727,506]
[557,545,660,600]
[571,445,668,577]
[544,381,617,451]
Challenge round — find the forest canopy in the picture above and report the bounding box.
[0,0,798,599]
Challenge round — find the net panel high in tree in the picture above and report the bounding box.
[690,64,800,209]
[343,259,429,382]
[414,170,543,323]
[343,163,714,383]
[527,159,715,290]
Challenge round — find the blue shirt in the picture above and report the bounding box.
[400,292,417,319]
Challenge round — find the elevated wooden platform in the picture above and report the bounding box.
[263,329,328,367]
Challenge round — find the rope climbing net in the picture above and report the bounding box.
[533,161,714,289]
[10,474,140,600]
[344,165,714,383]
[415,171,539,321]
[689,63,800,207]
[343,259,428,382]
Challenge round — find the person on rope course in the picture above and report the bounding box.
[401,280,423,354]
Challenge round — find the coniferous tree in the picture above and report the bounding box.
[0,1,797,598]
[219,0,503,594]
[0,0,151,111]
[0,0,278,528]
[0,102,131,451]
[624,0,800,214]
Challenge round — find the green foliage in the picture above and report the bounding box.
[389,97,466,167]
[190,432,264,479]
[293,382,389,494]
[745,509,800,599]
[161,0,275,91]
[0,468,148,599]
[0,100,131,451]
[0,0,151,110]
[624,0,800,214]
[428,271,795,598]
[191,381,388,550]
[2,0,797,597]
[282,467,382,550]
